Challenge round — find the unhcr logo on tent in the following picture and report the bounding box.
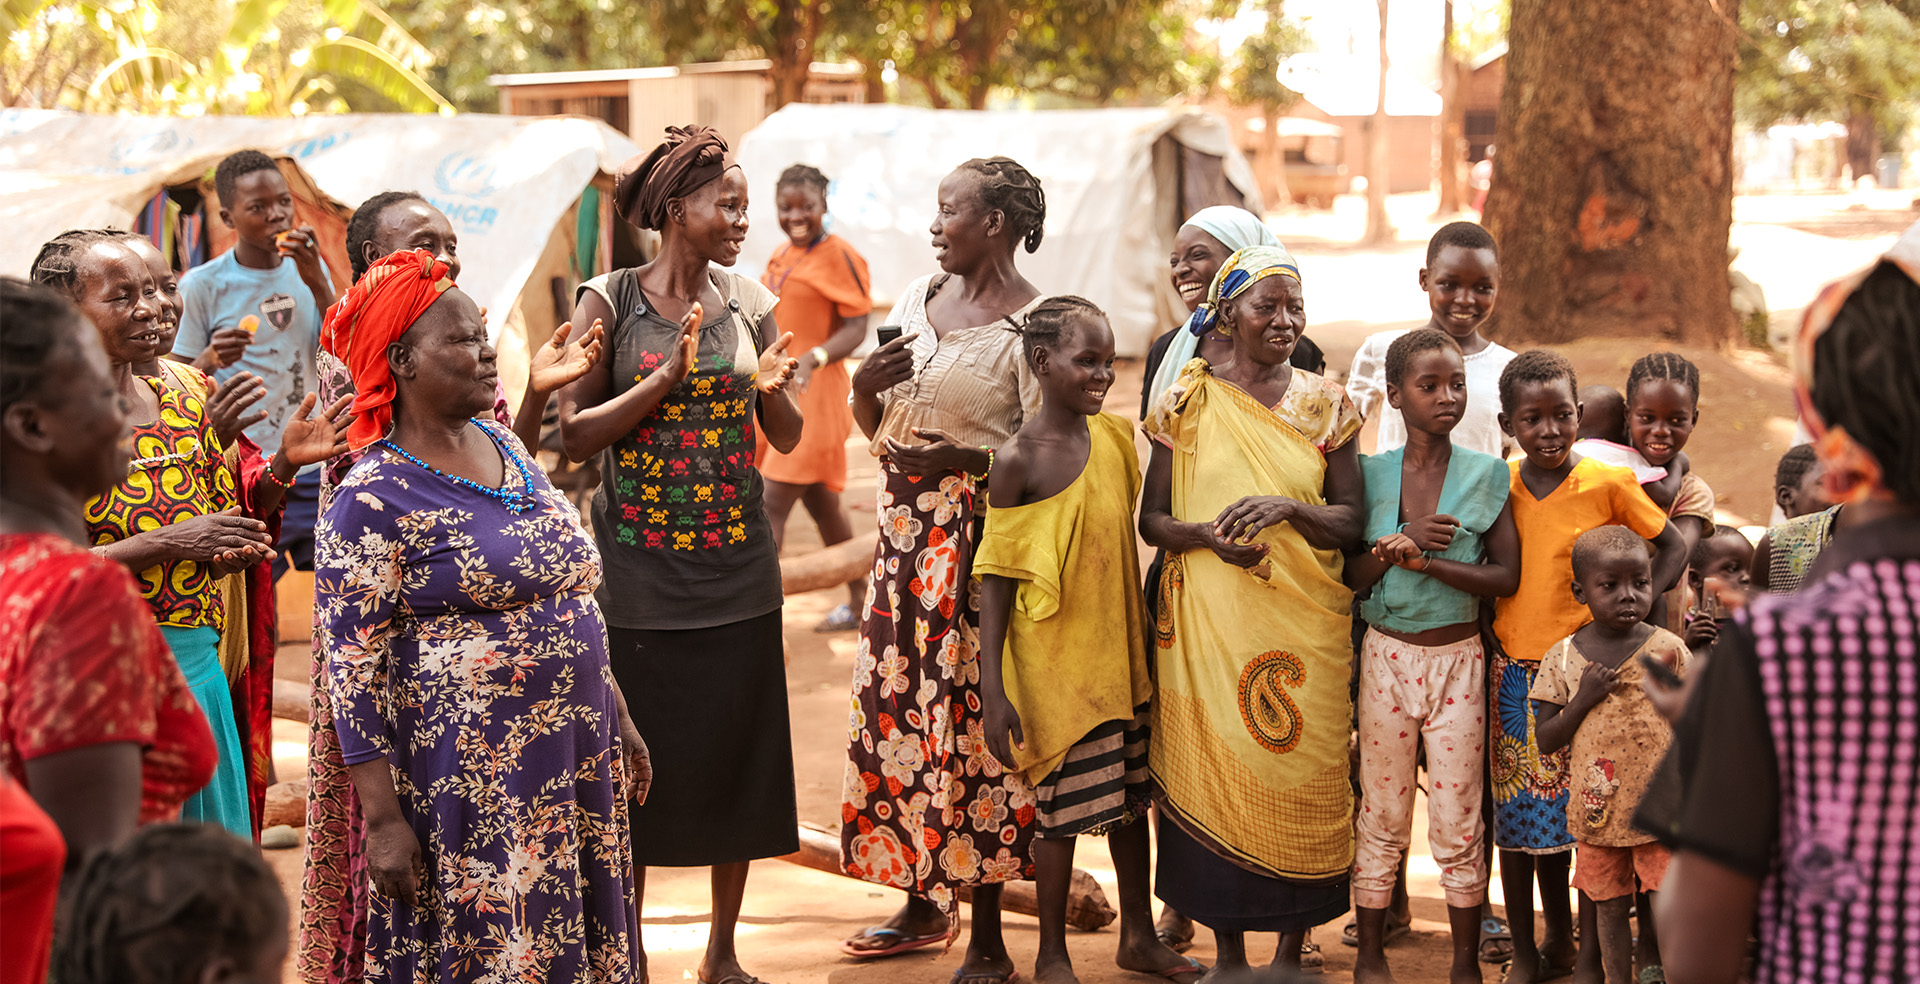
[429,153,502,229]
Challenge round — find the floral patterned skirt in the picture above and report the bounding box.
[840,462,1038,914]
[1489,647,1574,854]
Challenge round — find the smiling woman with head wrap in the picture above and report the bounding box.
[1139,245,1366,979]
[557,125,802,984]
[310,247,649,983]
[1142,206,1286,417]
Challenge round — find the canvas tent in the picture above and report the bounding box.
[734,104,1263,356]
[0,110,640,392]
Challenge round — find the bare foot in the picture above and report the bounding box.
[1503,948,1574,984]
[1450,952,1483,984]
[953,952,1020,984]
[1033,950,1082,984]
[696,956,757,984]
[1353,952,1398,984]
[1117,924,1203,983]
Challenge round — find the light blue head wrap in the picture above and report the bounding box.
[1146,209,1291,411]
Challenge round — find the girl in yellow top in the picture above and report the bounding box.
[1491,349,1685,984]
[976,297,1200,984]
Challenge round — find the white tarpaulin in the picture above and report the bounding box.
[735,104,1262,356]
[0,110,639,343]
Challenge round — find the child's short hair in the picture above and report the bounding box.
[777,163,830,196]
[1290,334,1325,374]
[1688,523,1746,569]
[1019,295,1105,364]
[1499,348,1578,415]
[1384,327,1462,387]
[214,150,281,209]
[1425,220,1498,267]
[1571,525,1650,580]
[57,823,285,984]
[1625,351,1700,407]
[1774,443,1820,493]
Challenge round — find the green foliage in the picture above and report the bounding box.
[1227,1,1308,113]
[2,0,452,113]
[385,0,665,110]
[1738,0,1920,141]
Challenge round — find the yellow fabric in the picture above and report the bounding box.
[973,412,1153,786]
[1494,456,1671,662]
[1143,360,1357,881]
[152,362,249,685]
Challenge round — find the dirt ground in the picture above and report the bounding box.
[262,190,1916,983]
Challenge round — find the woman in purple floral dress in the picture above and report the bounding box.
[314,248,647,983]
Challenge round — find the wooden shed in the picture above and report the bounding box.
[488,60,865,148]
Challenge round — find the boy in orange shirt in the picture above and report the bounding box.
[1490,351,1685,984]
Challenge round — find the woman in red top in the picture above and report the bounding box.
[0,278,216,882]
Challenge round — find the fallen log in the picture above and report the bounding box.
[778,822,1116,931]
[780,532,878,596]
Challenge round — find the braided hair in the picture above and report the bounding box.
[55,823,285,984]
[1384,327,1462,387]
[1811,261,1920,504]
[1570,524,1650,581]
[776,163,829,197]
[29,229,121,299]
[1625,351,1700,407]
[1774,443,1818,493]
[345,190,428,282]
[213,149,280,210]
[957,157,1046,254]
[1,276,87,415]
[1020,295,1106,366]
[1498,348,1579,416]
[1425,220,1498,267]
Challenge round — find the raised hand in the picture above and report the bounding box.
[197,320,256,371]
[530,319,605,394]
[757,331,799,395]
[204,371,268,447]
[662,302,703,384]
[850,331,917,396]
[278,393,356,471]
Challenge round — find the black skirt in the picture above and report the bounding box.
[608,610,799,866]
[1154,813,1350,934]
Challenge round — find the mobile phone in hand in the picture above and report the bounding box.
[1639,651,1683,689]
[875,325,904,346]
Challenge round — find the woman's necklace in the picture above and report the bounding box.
[377,420,538,514]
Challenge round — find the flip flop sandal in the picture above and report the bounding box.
[1147,956,1208,980]
[949,970,1021,984]
[1298,941,1326,975]
[1155,927,1195,954]
[1479,916,1514,964]
[839,925,947,959]
[699,976,767,984]
[1637,967,1666,984]
[814,604,858,633]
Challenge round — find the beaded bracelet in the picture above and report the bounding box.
[262,454,298,490]
[980,446,995,481]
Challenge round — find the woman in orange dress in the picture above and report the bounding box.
[759,164,873,630]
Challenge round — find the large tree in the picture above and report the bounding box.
[1227,0,1309,207]
[1738,0,1920,183]
[1481,0,1738,345]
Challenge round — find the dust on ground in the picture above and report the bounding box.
[263,189,1914,983]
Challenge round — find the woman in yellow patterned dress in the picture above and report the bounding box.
[1139,246,1366,981]
[29,231,349,837]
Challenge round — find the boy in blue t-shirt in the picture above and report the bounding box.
[174,149,335,576]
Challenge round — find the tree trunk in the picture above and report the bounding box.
[1261,105,1293,207]
[1480,0,1738,346]
[862,58,885,104]
[1845,109,1880,186]
[1434,0,1467,215]
[766,0,818,110]
[1362,0,1396,245]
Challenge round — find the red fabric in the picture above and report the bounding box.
[230,434,283,837]
[0,533,217,823]
[319,249,454,451]
[0,773,62,984]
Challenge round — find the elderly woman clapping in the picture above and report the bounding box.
[313,248,649,981]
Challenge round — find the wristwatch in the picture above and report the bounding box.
[810,345,831,368]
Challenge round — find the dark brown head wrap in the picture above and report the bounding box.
[614,125,737,231]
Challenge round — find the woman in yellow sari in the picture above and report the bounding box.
[1141,245,1365,980]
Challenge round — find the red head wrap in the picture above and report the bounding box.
[320,248,455,450]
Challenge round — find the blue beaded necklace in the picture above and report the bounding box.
[377,420,538,514]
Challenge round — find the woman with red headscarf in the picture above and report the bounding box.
[311,249,649,982]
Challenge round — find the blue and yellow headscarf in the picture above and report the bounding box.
[1190,244,1302,337]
